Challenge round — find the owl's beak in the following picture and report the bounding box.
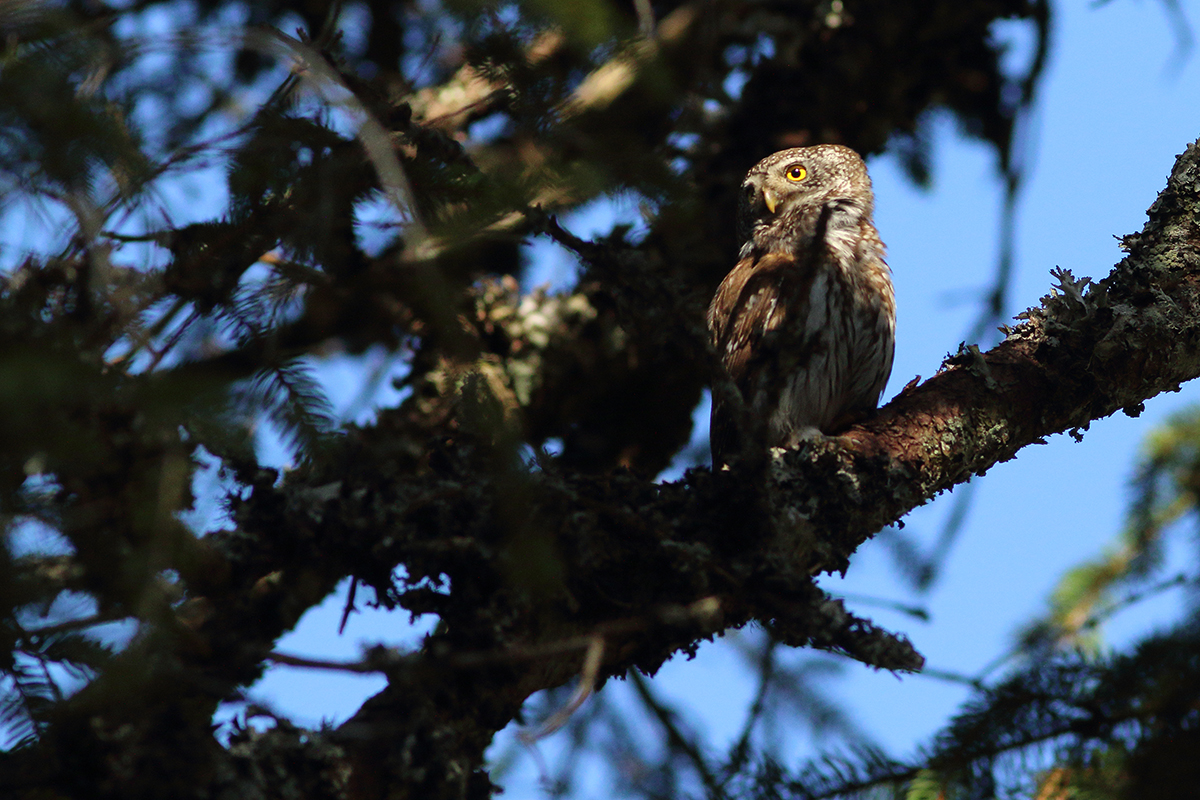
[762,187,779,214]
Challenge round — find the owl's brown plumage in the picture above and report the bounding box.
[707,144,895,466]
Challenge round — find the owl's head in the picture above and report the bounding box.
[737,144,874,250]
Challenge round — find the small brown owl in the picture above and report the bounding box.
[707,144,895,466]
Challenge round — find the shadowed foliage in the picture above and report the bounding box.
[1,1,1200,799]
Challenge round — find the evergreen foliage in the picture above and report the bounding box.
[0,1,1197,798]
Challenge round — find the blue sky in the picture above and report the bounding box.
[216,0,1200,794]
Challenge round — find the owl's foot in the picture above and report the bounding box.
[775,426,826,454]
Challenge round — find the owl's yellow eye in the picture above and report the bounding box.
[785,165,807,182]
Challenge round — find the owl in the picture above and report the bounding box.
[707,144,895,466]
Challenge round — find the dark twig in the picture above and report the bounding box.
[629,670,724,798]
[269,598,723,674]
[724,634,777,778]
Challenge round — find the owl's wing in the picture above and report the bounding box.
[708,251,811,463]
[708,251,808,385]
